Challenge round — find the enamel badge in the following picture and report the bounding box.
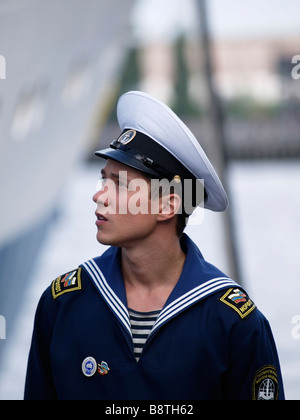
[98,361,110,376]
[82,357,97,377]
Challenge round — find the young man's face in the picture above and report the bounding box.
[93,159,159,248]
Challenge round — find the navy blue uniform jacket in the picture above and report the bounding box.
[24,234,284,400]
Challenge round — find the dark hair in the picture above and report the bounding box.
[176,212,189,238]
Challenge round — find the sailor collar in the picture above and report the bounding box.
[81,234,238,337]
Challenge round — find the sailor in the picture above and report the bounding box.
[24,91,284,400]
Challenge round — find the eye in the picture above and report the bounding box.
[95,177,107,192]
[117,179,128,189]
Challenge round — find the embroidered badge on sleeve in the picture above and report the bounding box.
[51,268,82,299]
[219,288,256,319]
[252,365,279,400]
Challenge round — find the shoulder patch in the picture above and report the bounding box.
[252,365,279,400]
[51,268,82,299]
[220,288,256,319]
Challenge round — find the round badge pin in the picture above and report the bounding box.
[118,129,136,145]
[82,357,97,377]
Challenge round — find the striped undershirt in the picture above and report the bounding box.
[128,308,161,362]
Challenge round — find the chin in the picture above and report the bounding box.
[96,231,121,247]
[96,233,112,246]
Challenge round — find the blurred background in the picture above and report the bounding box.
[0,0,299,399]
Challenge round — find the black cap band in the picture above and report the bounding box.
[109,129,195,182]
[110,136,175,180]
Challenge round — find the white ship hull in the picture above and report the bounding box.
[0,0,134,353]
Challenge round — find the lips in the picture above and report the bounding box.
[96,213,107,221]
[95,212,108,225]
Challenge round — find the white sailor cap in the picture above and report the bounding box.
[95,91,229,212]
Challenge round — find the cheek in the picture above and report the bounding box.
[118,188,152,216]
[116,191,130,215]
[123,214,157,240]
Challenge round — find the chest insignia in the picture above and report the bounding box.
[98,361,110,375]
[220,288,256,319]
[51,268,82,299]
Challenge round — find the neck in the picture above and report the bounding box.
[121,231,186,311]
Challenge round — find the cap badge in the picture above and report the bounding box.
[117,129,136,145]
[82,357,97,377]
[98,360,110,375]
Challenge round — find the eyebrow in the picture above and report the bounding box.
[101,169,132,184]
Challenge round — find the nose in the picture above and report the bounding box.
[93,189,108,206]
[93,190,100,203]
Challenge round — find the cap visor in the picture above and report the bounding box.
[95,148,161,177]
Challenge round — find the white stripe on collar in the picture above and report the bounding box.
[82,259,132,336]
[151,277,238,335]
[82,259,238,339]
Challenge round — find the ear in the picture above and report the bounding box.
[157,194,182,221]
